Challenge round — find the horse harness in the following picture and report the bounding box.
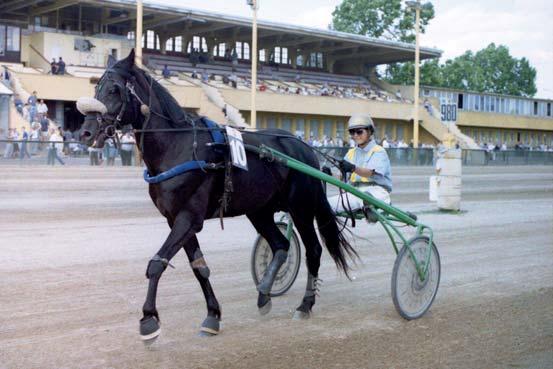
[96,68,236,228]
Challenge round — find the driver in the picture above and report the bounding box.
[329,113,392,213]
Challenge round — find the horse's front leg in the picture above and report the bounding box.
[183,235,221,336]
[139,211,198,344]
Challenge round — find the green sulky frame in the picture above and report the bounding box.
[257,145,434,282]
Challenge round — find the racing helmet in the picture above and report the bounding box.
[348,113,375,133]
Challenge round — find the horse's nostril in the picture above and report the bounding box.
[82,131,92,138]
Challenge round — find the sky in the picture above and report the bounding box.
[149,0,553,98]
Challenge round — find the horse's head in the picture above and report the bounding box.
[77,50,138,147]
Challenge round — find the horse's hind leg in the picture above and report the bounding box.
[247,209,290,315]
[182,235,221,336]
[288,209,322,320]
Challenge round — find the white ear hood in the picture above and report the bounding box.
[76,97,108,115]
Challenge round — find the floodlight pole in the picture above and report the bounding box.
[249,0,258,129]
[136,0,143,67]
[408,0,421,148]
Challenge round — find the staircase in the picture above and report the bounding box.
[444,121,479,149]
[6,69,59,130]
[9,100,30,130]
[200,82,247,127]
[419,106,479,149]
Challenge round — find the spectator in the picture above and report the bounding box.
[13,94,23,114]
[162,64,171,79]
[22,103,30,122]
[201,69,209,84]
[40,115,50,147]
[37,99,48,119]
[295,73,301,83]
[3,128,14,159]
[47,128,64,165]
[381,137,390,149]
[191,70,198,79]
[395,89,402,101]
[1,66,10,86]
[88,144,101,165]
[120,131,135,166]
[28,91,38,123]
[103,137,118,166]
[57,57,66,75]
[259,83,267,92]
[30,123,40,155]
[189,49,198,66]
[11,128,20,158]
[19,127,31,159]
[224,48,232,61]
[501,143,507,151]
[63,128,73,155]
[199,51,209,64]
[50,58,58,75]
[231,49,238,66]
[424,98,434,116]
[228,73,238,88]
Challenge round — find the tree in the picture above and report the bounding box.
[385,59,443,86]
[385,45,537,97]
[441,44,537,97]
[331,0,435,83]
[331,0,435,43]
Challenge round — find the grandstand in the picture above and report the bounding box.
[1,0,552,149]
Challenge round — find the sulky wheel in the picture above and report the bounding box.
[251,222,301,297]
[391,236,441,320]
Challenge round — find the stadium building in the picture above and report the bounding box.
[1,0,552,148]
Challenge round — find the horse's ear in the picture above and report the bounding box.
[119,49,135,69]
[106,54,116,68]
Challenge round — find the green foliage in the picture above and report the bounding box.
[384,44,537,97]
[331,0,434,43]
[330,1,537,96]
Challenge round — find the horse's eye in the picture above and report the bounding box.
[109,87,118,94]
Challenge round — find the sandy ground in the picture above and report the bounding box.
[0,165,552,369]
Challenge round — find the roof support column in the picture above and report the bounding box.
[205,37,216,59]
[326,55,335,73]
[158,33,169,55]
[290,48,297,69]
[300,51,310,68]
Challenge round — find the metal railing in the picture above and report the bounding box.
[316,147,553,166]
[1,140,551,166]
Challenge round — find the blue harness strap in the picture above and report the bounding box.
[144,161,208,184]
[143,118,226,184]
[202,117,226,144]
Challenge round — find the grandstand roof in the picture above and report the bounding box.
[1,0,442,66]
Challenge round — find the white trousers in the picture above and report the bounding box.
[328,185,391,213]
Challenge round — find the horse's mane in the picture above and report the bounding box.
[110,63,192,128]
[138,69,191,127]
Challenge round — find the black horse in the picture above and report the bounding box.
[78,50,356,341]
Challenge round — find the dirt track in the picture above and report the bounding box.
[0,165,552,369]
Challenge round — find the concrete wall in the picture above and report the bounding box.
[458,110,552,131]
[221,89,414,120]
[16,73,95,101]
[25,31,133,68]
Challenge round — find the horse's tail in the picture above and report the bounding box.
[314,192,358,278]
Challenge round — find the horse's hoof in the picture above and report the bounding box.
[258,298,272,316]
[292,310,311,320]
[199,316,220,337]
[140,316,161,345]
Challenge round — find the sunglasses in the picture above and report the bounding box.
[349,128,367,136]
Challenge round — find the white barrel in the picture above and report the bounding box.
[435,148,462,211]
